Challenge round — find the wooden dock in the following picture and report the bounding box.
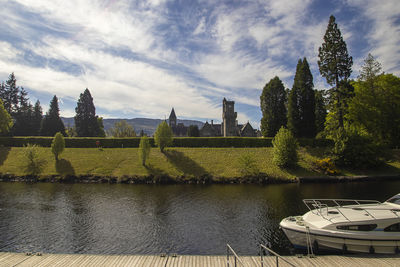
[1,252,400,266]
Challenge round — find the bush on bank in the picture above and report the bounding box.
[0,136,333,148]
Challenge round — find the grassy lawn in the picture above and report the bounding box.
[0,147,399,180]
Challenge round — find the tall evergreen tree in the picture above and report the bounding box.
[12,87,34,136]
[358,53,382,82]
[32,100,43,136]
[314,90,327,134]
[318,15,353,129]
[260,76,287,137]
[40,95,66,136]
[0,73,20,115]
[74,88,101,137]
[288,58,316,137]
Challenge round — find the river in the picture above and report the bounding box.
[0,181,399,255]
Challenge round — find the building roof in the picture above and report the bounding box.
[169,108,177,120]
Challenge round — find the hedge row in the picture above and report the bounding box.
[0,136,333,148]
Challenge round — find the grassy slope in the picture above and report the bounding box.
[0,147,399,180]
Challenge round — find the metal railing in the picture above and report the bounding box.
[303,199,383,221]
[226,244,245,267]
[260,244,296,267]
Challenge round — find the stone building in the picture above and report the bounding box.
[168,98,257,137]
[168,108,188,136]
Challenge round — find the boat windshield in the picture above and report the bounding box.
[386,195,400,204]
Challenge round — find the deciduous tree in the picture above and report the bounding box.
[139,135,151,166]
[51,132,65,161]
[154,121,173,152]
[0,99,12,135]
[108,120,136,137]
[348,73,400,147]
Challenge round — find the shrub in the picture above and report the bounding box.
[139,135,151,166]
[331,128,385,168]
[51,132,65,160]
[154,121,173,152]
[22,144,47,175]
[272,127,298,168]
[237,153,259,176]
[314,157,339,175]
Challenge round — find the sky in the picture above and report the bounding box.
[0,0,399,128]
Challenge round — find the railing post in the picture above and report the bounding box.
[260,246,263,267]
[276,255,279,267]
[234,257,237,267]
[227,245,230,267]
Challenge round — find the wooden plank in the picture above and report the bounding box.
[0,252,30,267]
[1,252,400,267]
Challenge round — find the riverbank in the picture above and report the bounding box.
[0,147,399,184]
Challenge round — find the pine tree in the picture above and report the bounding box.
[260,76,287,137]
[358,53,382,82]
[74,88,101,137]
[318,15,353,128]
[40,95,66,136]
[0,73,20,115]
[314,90,327,134]
[12,88,34,136]
[32,100,43,136]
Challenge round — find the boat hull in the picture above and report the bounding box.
[281,225,400,254]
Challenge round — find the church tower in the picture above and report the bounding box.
[222,98,237,136]
[169,108,177,128]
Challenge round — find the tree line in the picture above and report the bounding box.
[0,76,105,137]
[260,15,400,150]
[260,15,400,168]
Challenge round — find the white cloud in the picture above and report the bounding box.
[346,0,400,75]
[0,41,21,61]
[1,0,399,125]
[1,36,221,120]
[193,17,206,35]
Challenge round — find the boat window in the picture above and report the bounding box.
[384,222,400,232]
[337,224,377,231]
[386,197,400,204]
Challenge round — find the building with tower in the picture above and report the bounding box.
[168,98,257,137]
[168,108,188,136]
[221,98,237,137]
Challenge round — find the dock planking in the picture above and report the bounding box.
[1,252,400,267]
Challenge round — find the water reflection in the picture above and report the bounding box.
[0,181,399,255]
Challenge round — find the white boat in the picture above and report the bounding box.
[280,194,400,254]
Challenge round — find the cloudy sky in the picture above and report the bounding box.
[0,0,399,128]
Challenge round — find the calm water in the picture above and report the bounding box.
[1,181,400,255]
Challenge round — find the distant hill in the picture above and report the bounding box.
[61,117,204,136]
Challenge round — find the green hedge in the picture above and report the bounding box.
[0,136,333,148]
[171,137,273,147]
